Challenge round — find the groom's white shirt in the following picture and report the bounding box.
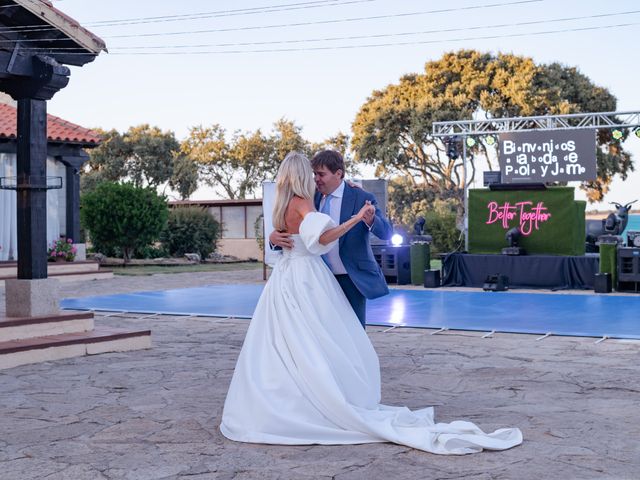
[319,180,347,275]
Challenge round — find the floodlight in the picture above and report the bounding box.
[466,137,476,148]
[391,234,404,246]
[635,128,640,139]
[485,135,497,146]
[612,129,623,140]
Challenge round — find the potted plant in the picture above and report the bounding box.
[47,237,77,262]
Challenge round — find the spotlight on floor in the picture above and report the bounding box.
[502,227,525,255]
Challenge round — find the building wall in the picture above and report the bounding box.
[217,239,262,261]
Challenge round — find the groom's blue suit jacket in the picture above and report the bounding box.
[314,183,393,300]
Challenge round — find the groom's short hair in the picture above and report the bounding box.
[311,150,345,179]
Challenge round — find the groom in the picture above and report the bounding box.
[270,150,393,328]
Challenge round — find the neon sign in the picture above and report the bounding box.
[486,201,552,235]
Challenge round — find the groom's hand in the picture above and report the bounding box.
[269,230,294,249]
[362,200,375,227]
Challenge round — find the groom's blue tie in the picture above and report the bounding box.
[320,194,332,269]
[320,194,332,215]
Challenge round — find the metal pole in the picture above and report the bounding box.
[462,138,469,252]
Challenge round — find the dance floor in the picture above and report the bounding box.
[61,285,640,340]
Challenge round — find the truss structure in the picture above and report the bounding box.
[432,110,640,137]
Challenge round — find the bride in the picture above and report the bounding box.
[220,152,522,455]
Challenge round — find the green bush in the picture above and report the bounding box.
[134,244,169,259]
[422,210,460,254]
[160,207,220,259]
[81,182,168,262]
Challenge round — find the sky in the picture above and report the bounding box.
[47,0,640,209]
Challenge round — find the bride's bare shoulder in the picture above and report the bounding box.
[289,196,314,214]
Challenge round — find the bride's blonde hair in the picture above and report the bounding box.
[272,151,315,231]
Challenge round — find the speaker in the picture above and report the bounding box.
[593,272,612,293]
[372,245,411,285]
[423,269,441,288]
[483,274,509,292]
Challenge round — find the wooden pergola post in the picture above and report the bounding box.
[16,98,48,280]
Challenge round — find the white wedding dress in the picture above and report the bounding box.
[220,212,522,454]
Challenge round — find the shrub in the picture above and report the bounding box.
[422,210,460,254]
[160,207,220,259]
[133,244,169,259]
[81,182,168,262]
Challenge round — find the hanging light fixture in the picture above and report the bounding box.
[485,135,497,146]
[634,128,640,139]
[611,129,624,140]
[466,137,476,148]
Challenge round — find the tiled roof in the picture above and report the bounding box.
[0,103,101,146]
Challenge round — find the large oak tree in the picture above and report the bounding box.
[352,49,632,207]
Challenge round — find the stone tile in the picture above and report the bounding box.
[0,270,639,479]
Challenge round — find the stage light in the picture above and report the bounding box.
[506,227,521,248]
[502,227,525,255]
[391,234,404,246]
[635,128,640,139]
[612,129,623,140]
[445,136,459,160]
[466,137,476,148]
[485,135,497,146]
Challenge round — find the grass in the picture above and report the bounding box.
[112,262,264,276]
[110,259,441,277]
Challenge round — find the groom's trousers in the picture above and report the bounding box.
[335,274,366,329]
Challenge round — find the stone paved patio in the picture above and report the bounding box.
[1,270,639,479]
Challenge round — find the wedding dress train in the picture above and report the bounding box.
[220,212,522,455]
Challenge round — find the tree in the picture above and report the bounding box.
[182,119,311,199]
[272,118,311,161]
[82,125,199,199]
[81,128,128,193]
[81,182,168,263]
[125,124,179,189]
[352,49,632,204]
[169,154,199,200]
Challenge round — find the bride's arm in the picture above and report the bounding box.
[294,197,374,246]
[317,202,374,245]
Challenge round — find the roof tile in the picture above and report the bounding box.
[0,103,101,146]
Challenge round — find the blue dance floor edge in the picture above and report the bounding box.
[61,285,640,340]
